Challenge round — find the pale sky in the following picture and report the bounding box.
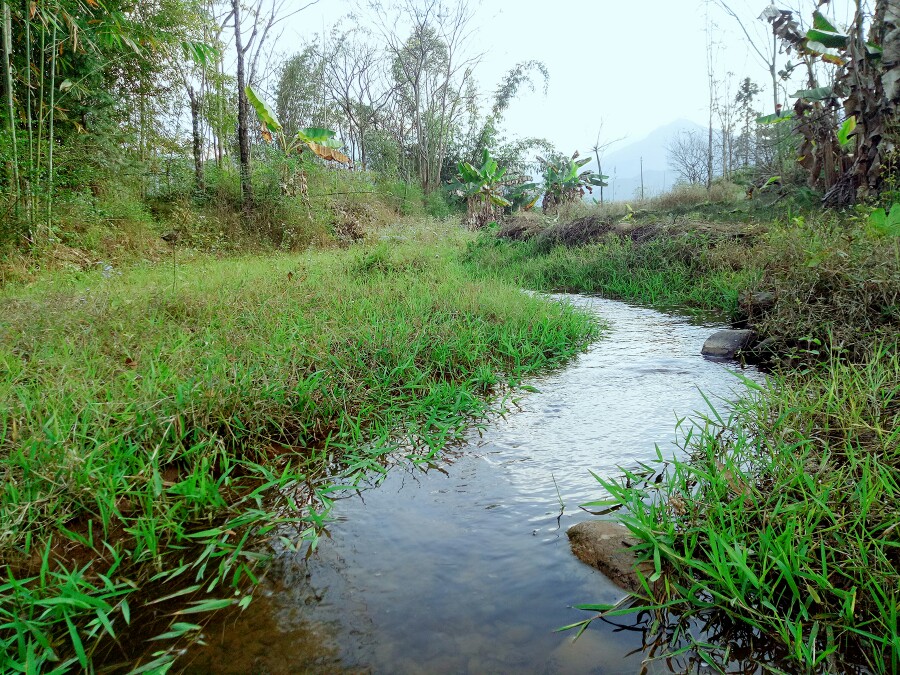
[269,0,858,153]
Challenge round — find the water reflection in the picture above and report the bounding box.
[182,296,766,674]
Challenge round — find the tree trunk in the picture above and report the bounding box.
[233,0,252,211]
[188,85,205,193]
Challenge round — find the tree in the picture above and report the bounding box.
[538,151,607,211]
[714,70,739,180]
[590,124,623,205]
[231,0,321,211]
[321,28,394,169]
[667,129,711,185]
[735,77,761,168]
[276,45,326,138]
[469,60,548,163]
[714,0,782,112]
[376,0,480,193]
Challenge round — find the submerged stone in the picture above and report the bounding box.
[701,329,755,358]
[566,521,652,593]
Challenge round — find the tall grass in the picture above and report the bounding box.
[0,221,597,671]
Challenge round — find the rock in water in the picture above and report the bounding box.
[567,521,652,593]
[701,329,755,358]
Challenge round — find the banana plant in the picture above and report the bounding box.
[761,7,897,204]
[246,86,350,164]
[453,149,513,229]
[538,151,608,210]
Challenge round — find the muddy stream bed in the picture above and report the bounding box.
[180,296,765,674]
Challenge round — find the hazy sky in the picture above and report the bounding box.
[271,0,856,153]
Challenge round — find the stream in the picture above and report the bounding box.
[180,295,765,674]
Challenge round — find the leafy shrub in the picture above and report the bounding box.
[424,189,455,219]
[378,179,425,216]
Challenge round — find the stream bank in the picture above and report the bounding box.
[178,296,765,673]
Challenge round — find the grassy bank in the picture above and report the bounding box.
[0,160,456,288]
[0,221,596,672]
[465,213,900,360]
[465,209,900,670]
[463,223,760,316]
[592,345,900,672]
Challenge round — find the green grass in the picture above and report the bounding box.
[578,346,900,671]
[463,230,761,318]
[0,221,597,672]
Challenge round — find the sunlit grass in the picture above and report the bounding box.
[0,221,598,671]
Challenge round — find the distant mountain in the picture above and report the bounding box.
[586,119,708,202]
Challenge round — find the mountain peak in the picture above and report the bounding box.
[587,119,709,201]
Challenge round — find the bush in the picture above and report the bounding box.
[424,189,455,219]
[377,179,425,216]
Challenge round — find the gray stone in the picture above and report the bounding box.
[567,521,652,593]
[747,336,778,361]
[701,329,756,358]
[740,291,777,316]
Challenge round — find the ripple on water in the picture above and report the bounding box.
[181,295,766,675]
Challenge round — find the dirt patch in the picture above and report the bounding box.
[532,216,615,250]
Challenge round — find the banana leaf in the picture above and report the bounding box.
[305,141,351,165]
[246,86,281,134]
[792,85,834,101]
[806,28,848,49]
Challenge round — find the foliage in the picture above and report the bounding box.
[868,202,900,237]
[761,4,899,205]
[454,149,513,229]
[0,0,206,240]
[538,152,608,211]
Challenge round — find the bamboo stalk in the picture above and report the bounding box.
[35,19,44,208]
[46,21,55,233]
[23,0,33,233]
[2,1,20,215]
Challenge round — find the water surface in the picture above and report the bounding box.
[182,296,764,674]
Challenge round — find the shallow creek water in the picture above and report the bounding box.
[180,296,765,674]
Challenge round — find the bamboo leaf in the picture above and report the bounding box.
[175,598,234,615]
